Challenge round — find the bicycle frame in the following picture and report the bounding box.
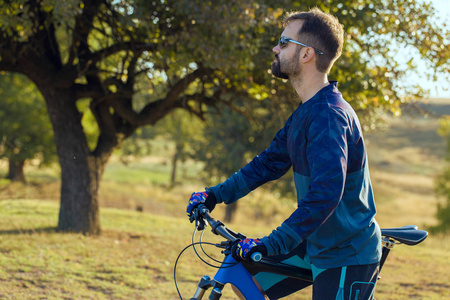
[191,254,315,299]
[196,255,266,300]
[183,207,428,300]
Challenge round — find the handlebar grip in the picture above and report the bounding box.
[251,252,262,262]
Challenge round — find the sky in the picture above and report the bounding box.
[420,0,450,98]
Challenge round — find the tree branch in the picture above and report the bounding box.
[89,42,157,66]
[0,58,19,72]
[102,69,209,126]
[74,83,104,100]
[126,51,144,89]
[68,0,103,67]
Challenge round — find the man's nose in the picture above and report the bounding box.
[273,44,281,53]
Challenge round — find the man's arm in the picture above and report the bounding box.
[208,114,294,205]
[262,106,350,256]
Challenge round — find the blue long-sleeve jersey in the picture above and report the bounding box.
[208,82,381,269]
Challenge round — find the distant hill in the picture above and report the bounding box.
[419,97,450,116]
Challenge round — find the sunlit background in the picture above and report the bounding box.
[422,0,449,97]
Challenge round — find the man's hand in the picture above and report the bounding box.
[186,191,216,216]
[231,238,268,262]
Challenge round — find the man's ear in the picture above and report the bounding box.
[300,47,315,63]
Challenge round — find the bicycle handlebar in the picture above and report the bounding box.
[250,252,263,262]
[196,205,239,242]
[194,205,262,262]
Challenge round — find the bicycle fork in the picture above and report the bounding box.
[191,275,224,300]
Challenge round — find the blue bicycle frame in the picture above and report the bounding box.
[214,255,266,299]
[186,205,313,299]
[184,206,427,300]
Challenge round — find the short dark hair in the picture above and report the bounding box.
[284,8,344,73]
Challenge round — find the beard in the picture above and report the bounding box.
[271,56,289,79]
[271,54,301,80]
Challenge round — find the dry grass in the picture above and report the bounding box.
[0,100,449,299]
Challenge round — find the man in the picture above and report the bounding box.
[187,7,381,299]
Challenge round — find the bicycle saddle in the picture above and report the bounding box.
[381,225,428,246]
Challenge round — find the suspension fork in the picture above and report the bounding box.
[191,275,224,300]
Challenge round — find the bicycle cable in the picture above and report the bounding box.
[173,228,240,300]
[193,227,236,267]
[174,241,217,300]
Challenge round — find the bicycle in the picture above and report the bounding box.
[174,204,428,300]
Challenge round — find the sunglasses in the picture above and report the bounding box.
[278,36,324,55]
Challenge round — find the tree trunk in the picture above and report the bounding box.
[224,202,238,223]
[39,86,109,235]
[170,151,178,188]
[170,144,183,188]
[7,159,26,183]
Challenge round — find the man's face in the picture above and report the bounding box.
[271,20,304,80]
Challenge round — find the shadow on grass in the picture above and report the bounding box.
[0,226,58,235]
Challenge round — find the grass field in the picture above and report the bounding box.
[0,99,449,299]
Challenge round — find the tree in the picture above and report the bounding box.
[190,97,296,222]
[0,0,448,234]
[431,117,450,234]
[155,110,204,188]
[0,72,56,182]
[121,109,204,187]
[0,0,278,234]
[189,0,450,221]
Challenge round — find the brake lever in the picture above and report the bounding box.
[218,241,234,256]
[189,213,195,224]
[215,241,230,249]
[190,208,207,231]
[197,218,206,231]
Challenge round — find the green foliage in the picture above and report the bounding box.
[0,73,56,166]
[433,168,450,234]
[0,0,447,154]
[0,0,448,133]
[188,98,296,197]
[192,104,266,182]
[119,130,154,160]
[0,0,449,231]
[3,0,447,119]
[431,117,450,234]
[155,109,204,157]
[76,98,100,151]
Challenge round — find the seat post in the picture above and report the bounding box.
[379,247,390,271]
[380,237,395,271]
